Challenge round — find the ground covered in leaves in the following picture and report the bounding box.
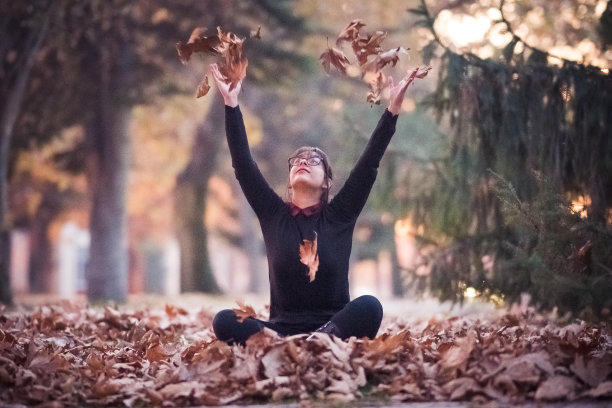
[1,301,611,407]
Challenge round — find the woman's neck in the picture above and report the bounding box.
[291,187,322,209]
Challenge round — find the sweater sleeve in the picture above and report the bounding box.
[328,109,398,222]
[225,105,284,218]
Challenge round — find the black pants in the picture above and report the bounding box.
[213,295,383,346]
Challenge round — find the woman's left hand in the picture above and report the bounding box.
[387,66,431,115]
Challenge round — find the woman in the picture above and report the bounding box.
[210,63,424,345]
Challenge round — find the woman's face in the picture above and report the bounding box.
[288,151,327,192]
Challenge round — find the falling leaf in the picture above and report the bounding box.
[360,46,410,74]
[175,27,220,65]
[351,30,387,67]
[299,232,319,282]
[250,25,262,39]
[366,71,385,105]
[319,47,350,75]
[233,301,256,323]
[336,19,366,46]
[195,74,210,98]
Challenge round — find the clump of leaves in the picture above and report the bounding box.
[176,26,254,97]
[320,19,427,105]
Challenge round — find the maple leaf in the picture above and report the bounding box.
[175,27,220,65]
[299,232,319,282]
[233,301,256,323]
[320,47,350,75]
[195,74,210,98]
[336,19,366,46]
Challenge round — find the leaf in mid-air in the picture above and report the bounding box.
[336,19,366,46]
[176,27,219,65]
[195,74,210,98]
[351,30,387,67]
[360,46,410,74]
[250,25,262,39]
[319,47,350,75]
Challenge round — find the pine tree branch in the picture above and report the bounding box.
[498,0,576,65]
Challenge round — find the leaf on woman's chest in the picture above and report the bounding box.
[299,232,319,282]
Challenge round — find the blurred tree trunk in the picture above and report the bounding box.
[85,42,132,303]
[0,7,50,305]
[28,195,57,293]
[175,92,224,294]
[390,235,404,298]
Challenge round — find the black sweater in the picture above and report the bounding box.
[225,105,397,332]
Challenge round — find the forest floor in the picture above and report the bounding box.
[2,293,611,407]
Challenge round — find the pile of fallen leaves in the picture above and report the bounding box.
[1,301,611,407]
[320,20,430,105]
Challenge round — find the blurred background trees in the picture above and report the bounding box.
[1,0,610,320]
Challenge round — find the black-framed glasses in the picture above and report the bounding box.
[288,156,322,168]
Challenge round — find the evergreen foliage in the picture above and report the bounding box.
[407,0,612,319]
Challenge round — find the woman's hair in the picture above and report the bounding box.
[287,146,333,204]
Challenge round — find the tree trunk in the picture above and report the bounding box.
[175,92,224,294]
[0,10,50,305]
[85,42,131,303]
[28,199,55,293]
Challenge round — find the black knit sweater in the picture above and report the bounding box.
[225,105,398,332]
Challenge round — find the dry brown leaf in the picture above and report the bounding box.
[351,30,387,66]
[299,232,319,282]
[360,46,409,74]
[336,19,366,46]
[366,71,386,105]
[439,331,476,373]
[585,381,612,398]
[195,74,211,98]
[233,301,256,323]
[319,47,350,75]
[176,27,220,64]
[165,303,188,317]
[535,375,578,401]
[250,25,262,39]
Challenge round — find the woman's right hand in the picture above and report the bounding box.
[210,63,242,107]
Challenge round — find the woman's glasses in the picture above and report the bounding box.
[288,156,322,168]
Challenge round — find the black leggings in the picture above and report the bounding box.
[213,295,383,346]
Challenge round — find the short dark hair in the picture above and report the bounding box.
[287,146,333,204]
